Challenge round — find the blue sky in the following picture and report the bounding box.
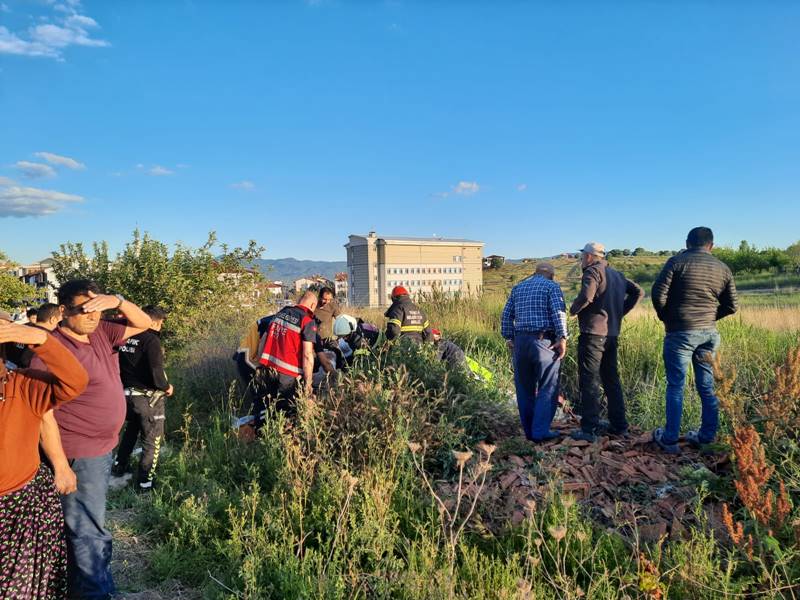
[1,1,799,264]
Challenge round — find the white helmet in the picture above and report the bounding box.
[333,314,358,337]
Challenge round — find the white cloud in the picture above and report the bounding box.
[0,176,15,186]
[452,181,480,196]
[14,161,57,179]
[34,151,86,170]
[148,165,174,176]
[230,180,255,191]
[516,183,528,192]
[0,184,83,217]
[432,181,481,199]
[0,5,109,60]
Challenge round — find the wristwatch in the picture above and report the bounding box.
[114,294,125,309]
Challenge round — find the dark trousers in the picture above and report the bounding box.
[251,368,300,427]
[577,334,627,433]
[61,453,115,599]
[513,333,562,440]
[115,392,166,489]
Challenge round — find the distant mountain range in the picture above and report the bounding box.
[252,258,347,283]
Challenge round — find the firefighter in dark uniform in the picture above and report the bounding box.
[384,286,432,343]
[112,306,173,492]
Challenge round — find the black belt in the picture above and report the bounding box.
[516,330,556,341]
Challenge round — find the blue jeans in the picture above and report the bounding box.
[61,452,115,599]
[662,330,721,445]
[513,333,562,439]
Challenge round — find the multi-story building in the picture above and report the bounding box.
[334,272,348,305]
[345,232,484,307]
[14,258,59,304]
[294,275,333,293]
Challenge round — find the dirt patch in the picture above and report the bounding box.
[437,415,731,541]
[108,508,202,600]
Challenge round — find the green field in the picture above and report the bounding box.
[107,290,800,599]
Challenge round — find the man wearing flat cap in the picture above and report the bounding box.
[570,242,644,442]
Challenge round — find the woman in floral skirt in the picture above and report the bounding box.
[0,317,88,599]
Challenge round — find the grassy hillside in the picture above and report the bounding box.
[483,255,668,298]
[484,255,800,300]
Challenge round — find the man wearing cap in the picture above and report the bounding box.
[384,286,432,344]
[570,242,644,442]
[501,263,568,442]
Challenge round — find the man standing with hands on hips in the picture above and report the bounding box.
[34,280,152,600]
[501,263,568,443]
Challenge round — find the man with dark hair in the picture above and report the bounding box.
[36,303,61,330]
[570,242,644,442]
[112,306,173,493]
[314,286,341,352]
[26,307,38,323]
[501,263,568,442]
[651,227,738,454]
[4,303,61,369]
[33,279,152,599]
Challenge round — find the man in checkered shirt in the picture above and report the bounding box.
[501,262,568,442]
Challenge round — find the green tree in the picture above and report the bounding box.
[786,241,800,271]
[49,230,265,344]
[0,250,40,311]
[489,256,504,269]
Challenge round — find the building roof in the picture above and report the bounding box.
[347,233,483,246]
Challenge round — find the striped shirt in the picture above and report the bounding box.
[501,275,568,340]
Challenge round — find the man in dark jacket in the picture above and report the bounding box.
[113,305,173,491]
[570,242,644,441]
[651,227,738,454]
[384,286,432,343]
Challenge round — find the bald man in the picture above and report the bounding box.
[501,262,569,442]
[251,291,319,426]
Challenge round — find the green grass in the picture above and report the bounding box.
[112,299,800,599]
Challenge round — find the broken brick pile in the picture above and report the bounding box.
[436,416,731,542]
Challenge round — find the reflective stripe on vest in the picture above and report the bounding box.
[259,305,316,377]
[387,318,402,327]
[400,325,424,332]
[260,352,302,376]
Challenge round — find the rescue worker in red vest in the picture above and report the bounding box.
[252,291,319,426]
[384,286,432,344]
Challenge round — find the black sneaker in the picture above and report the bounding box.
[110,463,130,477]
[607,425,630,437]
[569,430,597,443]
[136,481,154,494]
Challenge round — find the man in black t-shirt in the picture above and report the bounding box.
[112,305,173,491]
[3,303,60,368]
